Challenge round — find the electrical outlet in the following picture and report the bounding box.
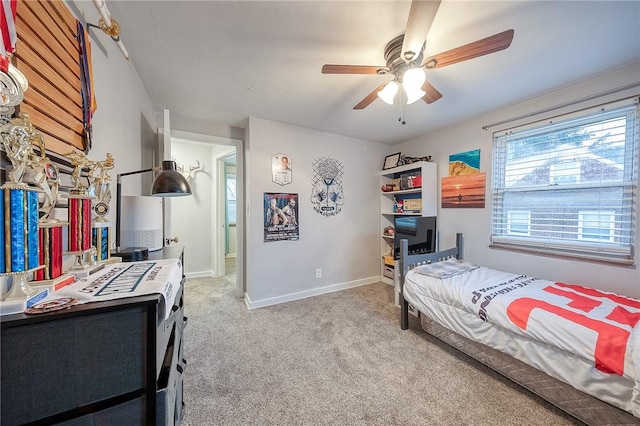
[315,268,322,278]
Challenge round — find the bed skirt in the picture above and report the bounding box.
[419,314,640,425]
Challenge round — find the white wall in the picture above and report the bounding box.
[245,117,387,307]
[397,62,640,298]
[164,112,245,142]
[171,141,214,276]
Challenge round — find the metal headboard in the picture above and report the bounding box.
[399,233,463,330]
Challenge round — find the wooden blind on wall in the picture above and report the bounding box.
[14,0,88,155]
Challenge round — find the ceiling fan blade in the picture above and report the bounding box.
[421,29,515,69]
[322,65,385,74]
[401,0,442,62]
[354,82,388,110]
[421,81,442,104]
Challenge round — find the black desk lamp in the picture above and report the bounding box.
[114,160,191,262]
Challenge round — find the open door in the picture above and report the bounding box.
[159,109,174,245]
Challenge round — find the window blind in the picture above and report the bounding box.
[226,173,237,225]
[14,0,90,155]
[491,100,638,264]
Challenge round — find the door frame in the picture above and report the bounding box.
[213,147,236,278]
[170,128,245,298]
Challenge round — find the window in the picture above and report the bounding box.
[507,210,531,236]
[578,211,615,243]
[550,161,580,185]
[491,100,638,264]
[225,170,237,225]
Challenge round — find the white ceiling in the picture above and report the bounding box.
[105,1,640,145]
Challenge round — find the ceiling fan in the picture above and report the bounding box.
[322,0,514,110]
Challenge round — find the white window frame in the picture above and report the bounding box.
[549,161,581,185]
[491,99,638,265]
[578,210,615,243]
[226,171,237,225]
[507,210,531,236]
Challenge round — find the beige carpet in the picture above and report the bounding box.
[181,273,581,426]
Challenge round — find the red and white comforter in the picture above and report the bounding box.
[403,259,640,417]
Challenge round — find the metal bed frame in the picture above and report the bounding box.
[398,233,639,425]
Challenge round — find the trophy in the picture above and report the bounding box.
[0,114,44,300]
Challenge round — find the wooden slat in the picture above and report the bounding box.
[20,104,84,149]
[37,134,81,156]
[16,23,80,85]
[14,0,88,155]
[14,44,81,104]
[46,0,79,48]
[14,57,83,117]
[22,0,79,68]
[23,90,84,134]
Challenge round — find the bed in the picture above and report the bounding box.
[399,234,640,425]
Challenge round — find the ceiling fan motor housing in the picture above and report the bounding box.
[382,34,424,81]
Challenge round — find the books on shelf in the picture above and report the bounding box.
[403,198,422,212]
[399,173,422,190]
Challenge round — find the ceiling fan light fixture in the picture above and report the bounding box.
[377,81,399,105]
[405,87,426,104]
[402,68,426,104]
[321,1,515,112]
[402,67,426,91]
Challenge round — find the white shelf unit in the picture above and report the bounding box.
[379,161,437,287]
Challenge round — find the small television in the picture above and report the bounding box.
[393,216,436,259]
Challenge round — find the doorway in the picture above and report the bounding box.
[222,155,237,278]
[169,130,244,297]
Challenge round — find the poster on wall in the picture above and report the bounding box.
[449,149,480,176]
[272,153,292,186]
[264,192,299,242]
[311,157,344,217]
[441,172,486,208]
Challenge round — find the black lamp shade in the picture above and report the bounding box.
[114,160,192,262]
[151,160,192,196]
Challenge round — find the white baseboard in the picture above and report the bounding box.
[244,276,379,310]
[185,271,215,279]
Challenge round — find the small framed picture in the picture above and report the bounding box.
[383,152,401,170]
[272,153,292,186]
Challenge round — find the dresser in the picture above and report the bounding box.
[0,247,186,425]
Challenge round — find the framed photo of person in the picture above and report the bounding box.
[383,152,401,170]
[272,153,292,185]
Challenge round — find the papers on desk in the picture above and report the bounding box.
[39,258,182,320]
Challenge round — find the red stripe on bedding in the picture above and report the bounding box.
[555,282,640,309]
[507,297,633,376]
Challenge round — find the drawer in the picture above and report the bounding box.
[157,355,186,425]
[1,307,147,425]
[177,316,187,363]
[157,287,184,376]
[174,373,186,424]
[60,396,146,425]
[157,316,185,395]
[159,285,184,335]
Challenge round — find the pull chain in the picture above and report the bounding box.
[398,90,406,125]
